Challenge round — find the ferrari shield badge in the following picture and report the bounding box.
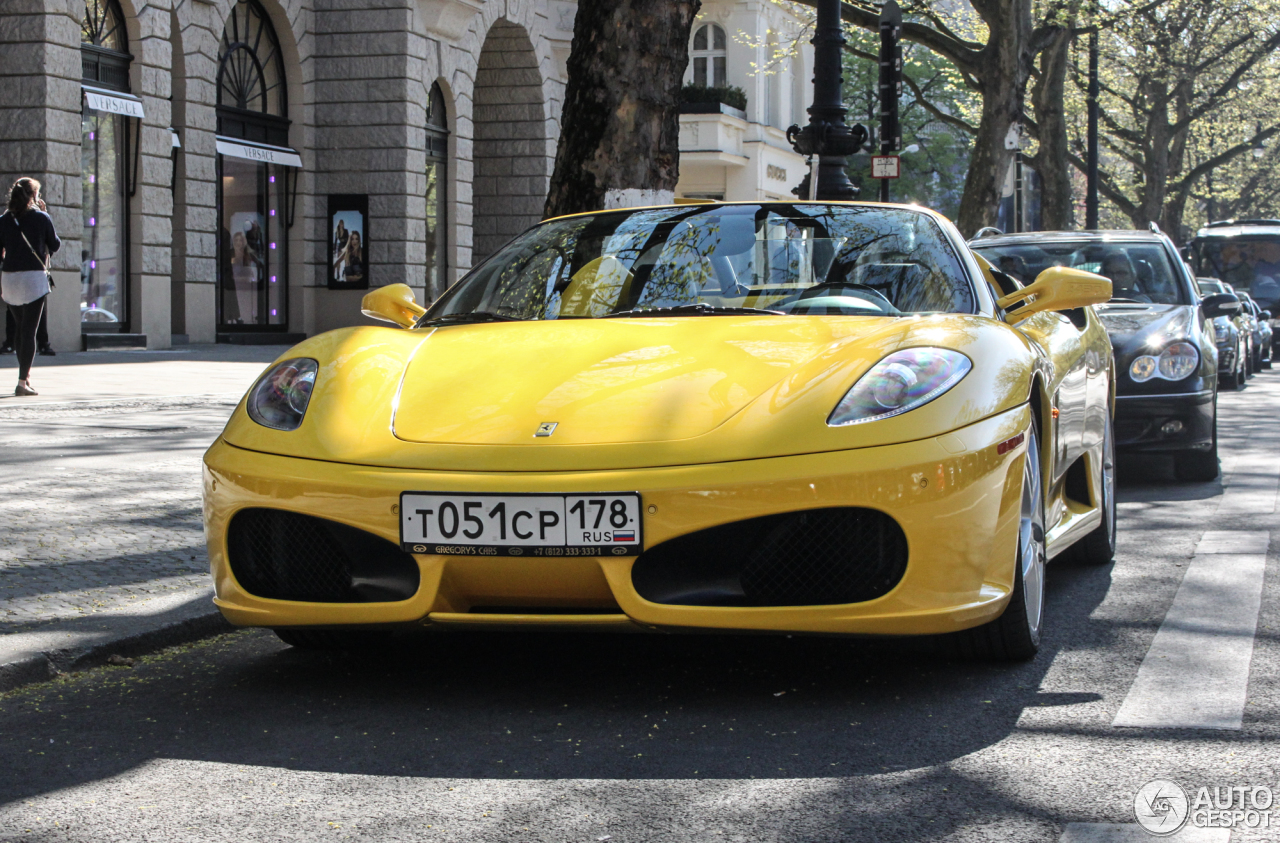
[534,422,558,437]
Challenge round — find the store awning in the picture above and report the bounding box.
[215,137,302,168]
[82,85,145,119]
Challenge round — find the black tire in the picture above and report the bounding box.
[1173,402,1219,482]
[1253,345,1264,374]
[954,425,1045,661]
[1070,413,1116,565]
[274,628,390,650]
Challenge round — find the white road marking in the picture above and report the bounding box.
[1112,530,1269,729]
[1059,822,1229,842]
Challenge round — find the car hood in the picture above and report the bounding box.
[220,315,1036,471]
[1095,302,1194,351]
[393,318,898,445]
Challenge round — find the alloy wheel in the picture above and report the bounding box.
[1020,431,1047,642]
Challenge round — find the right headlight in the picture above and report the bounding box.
[247,358,318,431]
[1129,342,1199,383]
[828,348,972,427]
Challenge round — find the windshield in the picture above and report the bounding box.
[972,240,1192,305]
[424,204,974,323]
[1192,237,1280,311]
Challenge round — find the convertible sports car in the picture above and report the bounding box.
[203,202,1115,661]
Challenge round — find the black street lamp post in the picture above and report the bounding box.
[787,0,867,200]
[1086,29,1099,229]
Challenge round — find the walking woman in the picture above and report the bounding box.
[0,178,60,396]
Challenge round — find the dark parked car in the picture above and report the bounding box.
[1189,219,1280,351]
[1238,291,1273,371]
[973,228,1237,481]
[1197,278,1248,389]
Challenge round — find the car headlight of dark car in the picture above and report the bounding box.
[1129,342,1199,383]
[247,358,319,431]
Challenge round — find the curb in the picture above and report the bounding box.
[0,610,234,694]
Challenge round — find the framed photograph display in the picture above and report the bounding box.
[328,194,369,290]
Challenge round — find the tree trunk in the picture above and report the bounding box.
[954,2,1031,238]
[956,66,1020,237]
[543,0,701,220]
[1030,27,1073,231]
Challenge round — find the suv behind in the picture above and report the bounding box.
[1189,219,1280,354]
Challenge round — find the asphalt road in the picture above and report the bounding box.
[1,373,1278,842]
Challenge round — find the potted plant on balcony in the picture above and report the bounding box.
[679,84,748,119]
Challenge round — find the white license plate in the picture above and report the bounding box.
[399,492,643,557]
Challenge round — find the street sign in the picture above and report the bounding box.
[871,155,900,179]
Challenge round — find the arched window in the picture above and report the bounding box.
[217,0,287,144]
[81,0,132,332]
[425,83,449,300]
[691,23,727,88]
[215,0,293,332]
[82,0,128,87]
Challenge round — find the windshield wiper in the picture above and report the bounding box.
[607,303,783,318]
[419,311,521,326]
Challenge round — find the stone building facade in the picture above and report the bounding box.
[0,0,805,351]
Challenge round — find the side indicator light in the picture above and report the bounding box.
[997,432,1026,455]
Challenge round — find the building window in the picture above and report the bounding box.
[425,83,449,302]
[691,24,727,88]
[81,0,131,332]
[216,0,290,330]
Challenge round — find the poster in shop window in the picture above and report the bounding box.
[328,194,369,290]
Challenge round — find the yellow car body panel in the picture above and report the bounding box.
[204,201,1116,638]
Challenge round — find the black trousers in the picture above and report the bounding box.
[4,304,48,348]
[9,296,46,381]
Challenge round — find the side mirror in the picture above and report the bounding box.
[1263,310,1273,320]
[996,266,1112,323]
[361,283,427,328]
[1200,293,1241,319]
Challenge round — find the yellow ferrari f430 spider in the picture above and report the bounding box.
[204,202,1115,660]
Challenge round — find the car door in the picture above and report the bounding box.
[1014,310,1090,532]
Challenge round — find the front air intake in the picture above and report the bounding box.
[226,508,420,603]
[631,507,907,607]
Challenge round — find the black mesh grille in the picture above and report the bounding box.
[227,508,420,603]
[632,508,908,607]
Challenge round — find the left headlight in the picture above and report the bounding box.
[828,348,972,427]
[1129,342,1199,383]
[247,358,318,431]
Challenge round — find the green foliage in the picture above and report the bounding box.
[1066,0,1280,237]
[839,26,976,219]
[680,84,748,111]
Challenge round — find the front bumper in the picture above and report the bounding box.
[203,405,1030,637]
[1114,389,1215,452]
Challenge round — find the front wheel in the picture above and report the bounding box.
[955,424,1045,661]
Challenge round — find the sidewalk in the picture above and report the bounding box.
[0,344,282,691]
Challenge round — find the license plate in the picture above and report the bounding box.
[399,492,643,557]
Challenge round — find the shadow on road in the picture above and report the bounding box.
[0,551,1113,810]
